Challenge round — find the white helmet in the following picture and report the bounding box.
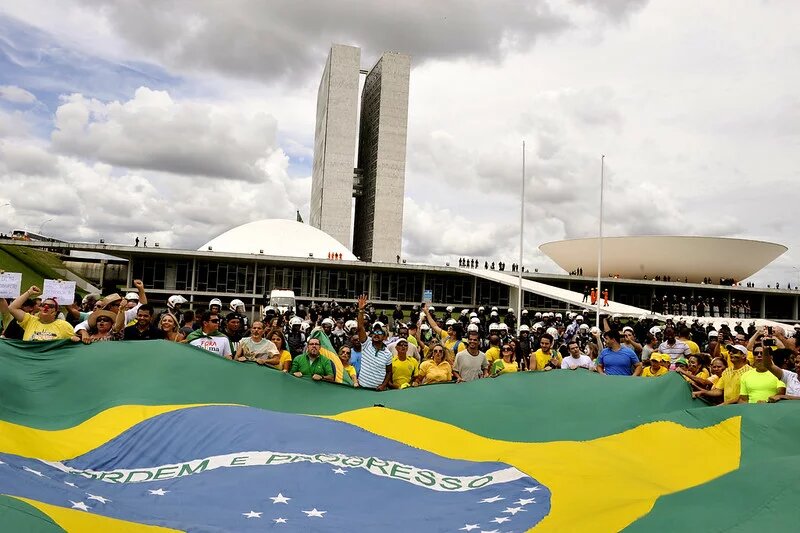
[579,323,590,331]
[649,326,661,335]
[478,306,485,312]
[491,307,498,312]
[708,329,718,337]
[345,320,357,330]
[420,323,431,331]
[467,323,479,332]
[499,323,509,331]
[446,306,454,313]
[576,315,584,321]
[534,312,542,318]
[445,318,457,326]
[590,326,601,335]
[321,317,335,326]
[301,322,312,332]
[469,312,478,318]
[546,327,558,338]
[507,307,514,313]
[566,312,574,320]
[209,298,223,308]
[167,295,187,309]
[490,311,498,317]
[290,316,303,326]
[793,324,800,330]
[125,292,138,301]
[519,324,530,332]
[461,309,469,316]
[429,306,436,312]
[522,309,528,315]
[555,313,563,320]
[470,317,480,324]
[230,299,245,312]
[488,323,500,332]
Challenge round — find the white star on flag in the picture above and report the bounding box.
[148,488,169,496]
[523,486,541,493]
[515,497,536,506]
[274,517,288,524]
[491,517,511,524]
[64,481,78,488]
[302,508,327,518]
[69,501,91,512]
[459,525,479,531]
[242,511,262,518]
[270,493,291,504]
[0,460,5,465]
[23,466,45,477]
[331,467,347,475]
[502,506,526,515]
[479,529,499,533]
[86,494,111,504]
[479,495,504,503]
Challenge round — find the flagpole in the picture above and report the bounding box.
[595,155,605,330]
[518,140,525,333]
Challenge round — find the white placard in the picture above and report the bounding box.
[0,272,22,299]
[42,279,77,304]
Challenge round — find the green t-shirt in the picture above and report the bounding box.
[290,353,334,378]
[739,369,784,403]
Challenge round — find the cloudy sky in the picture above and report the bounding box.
[0,0,798,284]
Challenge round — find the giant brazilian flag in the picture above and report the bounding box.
[0,339,797,532]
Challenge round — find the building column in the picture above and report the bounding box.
[509,285,521,314]
[793,294,798,321]
[99,259,107,287]
[189,259,197,306]
[760,294,766,319]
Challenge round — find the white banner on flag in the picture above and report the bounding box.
[42,279,76,304]
[0,272,22,299]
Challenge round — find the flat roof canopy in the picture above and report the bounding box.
[540,236,786,283]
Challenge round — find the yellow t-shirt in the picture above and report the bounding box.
[532,349,562,371]
[19,313,74,341]
[491,359,518,375]
[714,364,753,403]
[739,369,784,403]
[642,366,668,377]
[391,355,419,389]
[418,359,452,384]
[485,346,500,365]
[682,339,700,354]
[344,364,357,381]
[277,350,292,370]
[438,330,466,356]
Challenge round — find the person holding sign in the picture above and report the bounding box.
[7,286,78,342]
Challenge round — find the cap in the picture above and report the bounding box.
[727,344,748,356]
[622,326,634,333]
[649,353,666,362]
[674,357,689,366]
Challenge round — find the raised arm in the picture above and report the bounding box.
[8,286,40,322]
[421,304,443,336]
[356,294,368,343]
[134,279,147,305]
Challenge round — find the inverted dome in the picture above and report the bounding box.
[540,236,786,283]
[199,219,357,260]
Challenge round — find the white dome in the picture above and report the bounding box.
[199,219,357,260]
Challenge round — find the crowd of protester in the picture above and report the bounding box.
[3,282,800,404]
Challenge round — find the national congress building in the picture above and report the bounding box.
[310,44,411,263]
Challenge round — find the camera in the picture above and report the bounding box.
[763,338,776,347]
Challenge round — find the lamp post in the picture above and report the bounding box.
[595,155,605,330]
[39,218,53,234]
[517,141,525,332]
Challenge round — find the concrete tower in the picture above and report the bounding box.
[352,52,411,262]
[309,44,361,248]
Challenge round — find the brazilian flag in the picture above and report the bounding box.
[0,339,796,531]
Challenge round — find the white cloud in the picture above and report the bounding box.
[52,87,281,181]
[0,85,36,103]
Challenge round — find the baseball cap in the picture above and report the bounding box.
[726,344,748,355]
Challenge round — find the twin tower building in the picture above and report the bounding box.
[310,44,410,263]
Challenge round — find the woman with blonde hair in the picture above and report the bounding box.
[414,342,453,385]
[159,313,184,342]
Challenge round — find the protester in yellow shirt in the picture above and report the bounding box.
[421,304,465,361]
[738,347,785,403]
[415,343,452,385]
[484,333,501,366]
[532,333,561,371]
[491,343,519,376]
[391,339,419,389]
[641,353,668,377]
[8,286,78,342]
[338,346,359,387]
[694,345,752,404]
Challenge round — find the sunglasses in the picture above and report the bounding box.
[97,317,113,323]
[208,319,220,323]
[40,303,56,310]
[341,350,351,354]
[432,349,444,354]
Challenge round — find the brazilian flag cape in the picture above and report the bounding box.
[0,339,797,532]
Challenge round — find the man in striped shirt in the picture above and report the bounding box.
[356,294,392,391]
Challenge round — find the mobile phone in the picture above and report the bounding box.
[768,326,773,335]
[763,338,776,347]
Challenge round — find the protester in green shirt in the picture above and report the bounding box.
[290,338,334,382]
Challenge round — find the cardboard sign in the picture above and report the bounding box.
[42,279,77,304]
[0,272,22,299]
